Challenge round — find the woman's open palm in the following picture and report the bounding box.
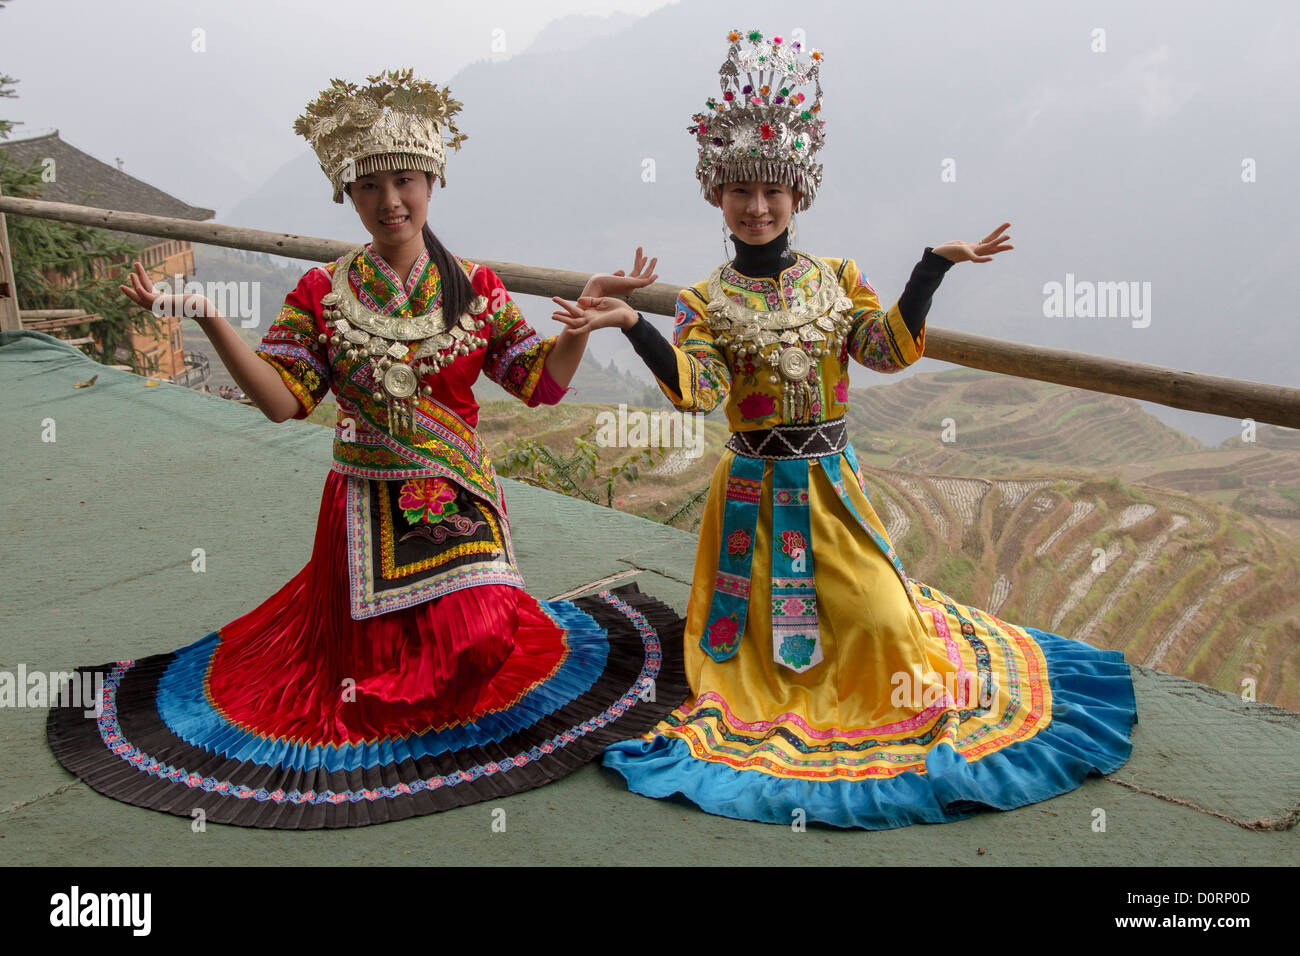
[582,247,659,299]
[119,261,208,318]
[932,222,1014,264]
[551,294,639,334]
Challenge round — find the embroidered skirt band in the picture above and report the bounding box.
[726,417,849,460]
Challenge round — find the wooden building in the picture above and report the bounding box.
[1,130,214,383]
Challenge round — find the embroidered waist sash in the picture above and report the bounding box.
[726,417,848,460]
[332,388,503,512]
[703,424,927,673]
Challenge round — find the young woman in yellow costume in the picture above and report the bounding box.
[554,31,1138,828]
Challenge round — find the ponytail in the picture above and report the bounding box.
[420,222,475,320]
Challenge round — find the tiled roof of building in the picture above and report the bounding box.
[0,130,214,246]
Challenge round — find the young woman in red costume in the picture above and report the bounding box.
[46,69,687,829]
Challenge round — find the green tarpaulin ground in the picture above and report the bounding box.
[1,330,1296,864]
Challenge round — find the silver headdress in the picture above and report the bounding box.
[690,29,825,211]
[294,68,467,204]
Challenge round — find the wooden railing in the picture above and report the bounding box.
[2,194,1298,428]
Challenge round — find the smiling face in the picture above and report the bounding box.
[345,167,434,253]
[715,181,802,246]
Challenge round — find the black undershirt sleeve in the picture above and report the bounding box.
[621,313,680,385]
[896,247,955,338]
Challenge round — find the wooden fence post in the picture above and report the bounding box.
[0,183,22,332]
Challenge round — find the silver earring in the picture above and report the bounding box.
[722,218,732,258]
[789,214,798,242]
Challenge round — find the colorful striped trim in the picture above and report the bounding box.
[94,591,663,802]
[726,476,763,503]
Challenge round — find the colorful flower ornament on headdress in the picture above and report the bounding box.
[690,29,825,211]
[294,67,467,204]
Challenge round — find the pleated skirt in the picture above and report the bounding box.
[604,447,1138,828]
[47,470,687,828]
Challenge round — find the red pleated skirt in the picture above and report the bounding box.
[46,471,687,828]
[206,470,566,744]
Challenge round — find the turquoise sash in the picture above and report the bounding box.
[702,439,928,672]
[699,454,764,662]
[770,458,822,672]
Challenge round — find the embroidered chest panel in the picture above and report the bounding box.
[703,252,855,422]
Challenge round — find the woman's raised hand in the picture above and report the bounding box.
[931,222,1014,264]
[551,294,640,334]
[119,261,214,319]
[579,246,659,300]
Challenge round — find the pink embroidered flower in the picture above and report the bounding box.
[780,529,806,558]
[782,598,805,616]
[708,615,740,649]
[835,378,849,402]
[737,392,776,421]
[727,529,752,556]
[398,477,459,525]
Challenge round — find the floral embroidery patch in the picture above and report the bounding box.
[778,633,816,670]
[398,477,461,525]
[708,614,741,652]
[738,392,777,422]
[779,529,806,558]
[727,529,752,556]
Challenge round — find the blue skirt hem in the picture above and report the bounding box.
[601,627,1138,829]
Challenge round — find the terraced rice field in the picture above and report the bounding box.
[461,368,1300,710]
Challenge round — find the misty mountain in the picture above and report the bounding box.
[216,1,1299,446]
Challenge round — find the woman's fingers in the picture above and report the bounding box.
[550,295,584,317]
[632,255,657,279]
[982,222,1011,242]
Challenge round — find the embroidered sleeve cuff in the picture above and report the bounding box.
[659,347,693,408]
[516,335,558,405]
[527,364,570,406]
[885,302,924,366]
[256,350,316,419]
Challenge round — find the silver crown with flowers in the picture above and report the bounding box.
[690,29,825,212]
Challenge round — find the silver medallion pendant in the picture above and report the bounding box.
[778,347,812,382]
[320,250,490,436]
